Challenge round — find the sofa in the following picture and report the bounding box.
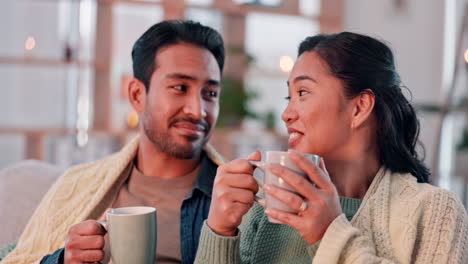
[0,160,64,246]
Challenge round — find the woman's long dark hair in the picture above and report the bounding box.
[298,32,430,183]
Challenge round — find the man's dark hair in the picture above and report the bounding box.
[298,32,431,183]
[132,20,225,91]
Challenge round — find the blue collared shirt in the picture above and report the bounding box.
[40,152,218,264]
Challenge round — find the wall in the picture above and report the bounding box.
[344,0,468,197]
[344,0,446,173]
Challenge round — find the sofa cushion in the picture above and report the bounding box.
[0,160,64,245]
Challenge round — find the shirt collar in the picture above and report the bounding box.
[188,151,217,199]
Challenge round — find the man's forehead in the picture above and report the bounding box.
[153,44,220,80]
[155,43,218,67]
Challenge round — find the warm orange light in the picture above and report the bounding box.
[25,36,36,51]
[279,56,294,73]
[127,110,139,128]
[464,49,468,64]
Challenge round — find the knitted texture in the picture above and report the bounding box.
[0,241,16,261]
[195,168,468,264]
[1,136,224,264]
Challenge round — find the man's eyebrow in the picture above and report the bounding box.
[165,73,197,81]
[287,75,317,86]
[165,73,220,86]
[207,79,220,86]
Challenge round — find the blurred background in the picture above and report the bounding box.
[0,0,467,207]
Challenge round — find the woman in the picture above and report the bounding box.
[195,32,468,263]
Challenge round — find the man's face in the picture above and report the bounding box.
[141,43,221,159]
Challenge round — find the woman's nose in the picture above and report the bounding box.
[281,103,298,124]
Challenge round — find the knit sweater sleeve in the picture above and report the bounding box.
[313,190,468,264]
[194,203,265,264]
[194,221,241,264]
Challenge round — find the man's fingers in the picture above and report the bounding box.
[70,235,105,250]
[65,249,105,263]
[70,220,106,236]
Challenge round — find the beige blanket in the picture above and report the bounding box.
[2,136,224,264]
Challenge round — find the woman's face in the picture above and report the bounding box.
[282,51,354,159]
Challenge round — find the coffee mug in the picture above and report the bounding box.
[97,206,157,264]
[250,151,320,223]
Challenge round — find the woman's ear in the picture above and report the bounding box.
[351,89,375,129]
[128,78,146,113]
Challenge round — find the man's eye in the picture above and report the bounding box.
[172,85,187,92]
[208,91,218,98]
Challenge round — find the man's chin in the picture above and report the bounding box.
[168,141,205,159]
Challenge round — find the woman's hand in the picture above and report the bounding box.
[263,150,342,245]
[206,152,261,236]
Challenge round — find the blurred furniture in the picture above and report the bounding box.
[0,0,339,166]
[0,160,64,246]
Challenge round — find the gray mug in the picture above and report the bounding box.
[250,151,320,223]
[98,206,157,264]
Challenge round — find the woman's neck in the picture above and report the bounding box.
[325,151,381,199]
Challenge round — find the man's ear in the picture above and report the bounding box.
[128,78,146,113]
[351,89,375,129]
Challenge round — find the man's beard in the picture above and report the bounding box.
[142,112,210,159]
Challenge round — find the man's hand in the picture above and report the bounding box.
[206,152,261,236]
[64,220,106,264]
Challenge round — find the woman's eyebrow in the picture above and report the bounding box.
[287,75,317,86]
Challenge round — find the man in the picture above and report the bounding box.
[1,20,225,264]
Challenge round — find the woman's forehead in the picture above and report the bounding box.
[289,52,333,83]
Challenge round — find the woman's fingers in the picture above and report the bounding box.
[264,208,302,227]
[247,151,262,161]
[263,184,308,212]
[255,197,266,207]
[268,163,318,201]
[319,156,328,175]
[288,150,332,189]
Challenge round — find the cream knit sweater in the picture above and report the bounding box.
[195,167,468,263]
[2,136,224,264]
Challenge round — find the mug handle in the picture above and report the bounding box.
[96,220,107,230]
[249,161,266,204]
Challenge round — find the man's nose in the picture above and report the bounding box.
[183,94,206,119]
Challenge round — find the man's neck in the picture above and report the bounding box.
[136,138,201,179]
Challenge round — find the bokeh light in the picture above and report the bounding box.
[279,55,294,73]
[24,36,36,51]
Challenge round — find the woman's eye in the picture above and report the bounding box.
[298,90,308,96]
[284,96,291,101]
